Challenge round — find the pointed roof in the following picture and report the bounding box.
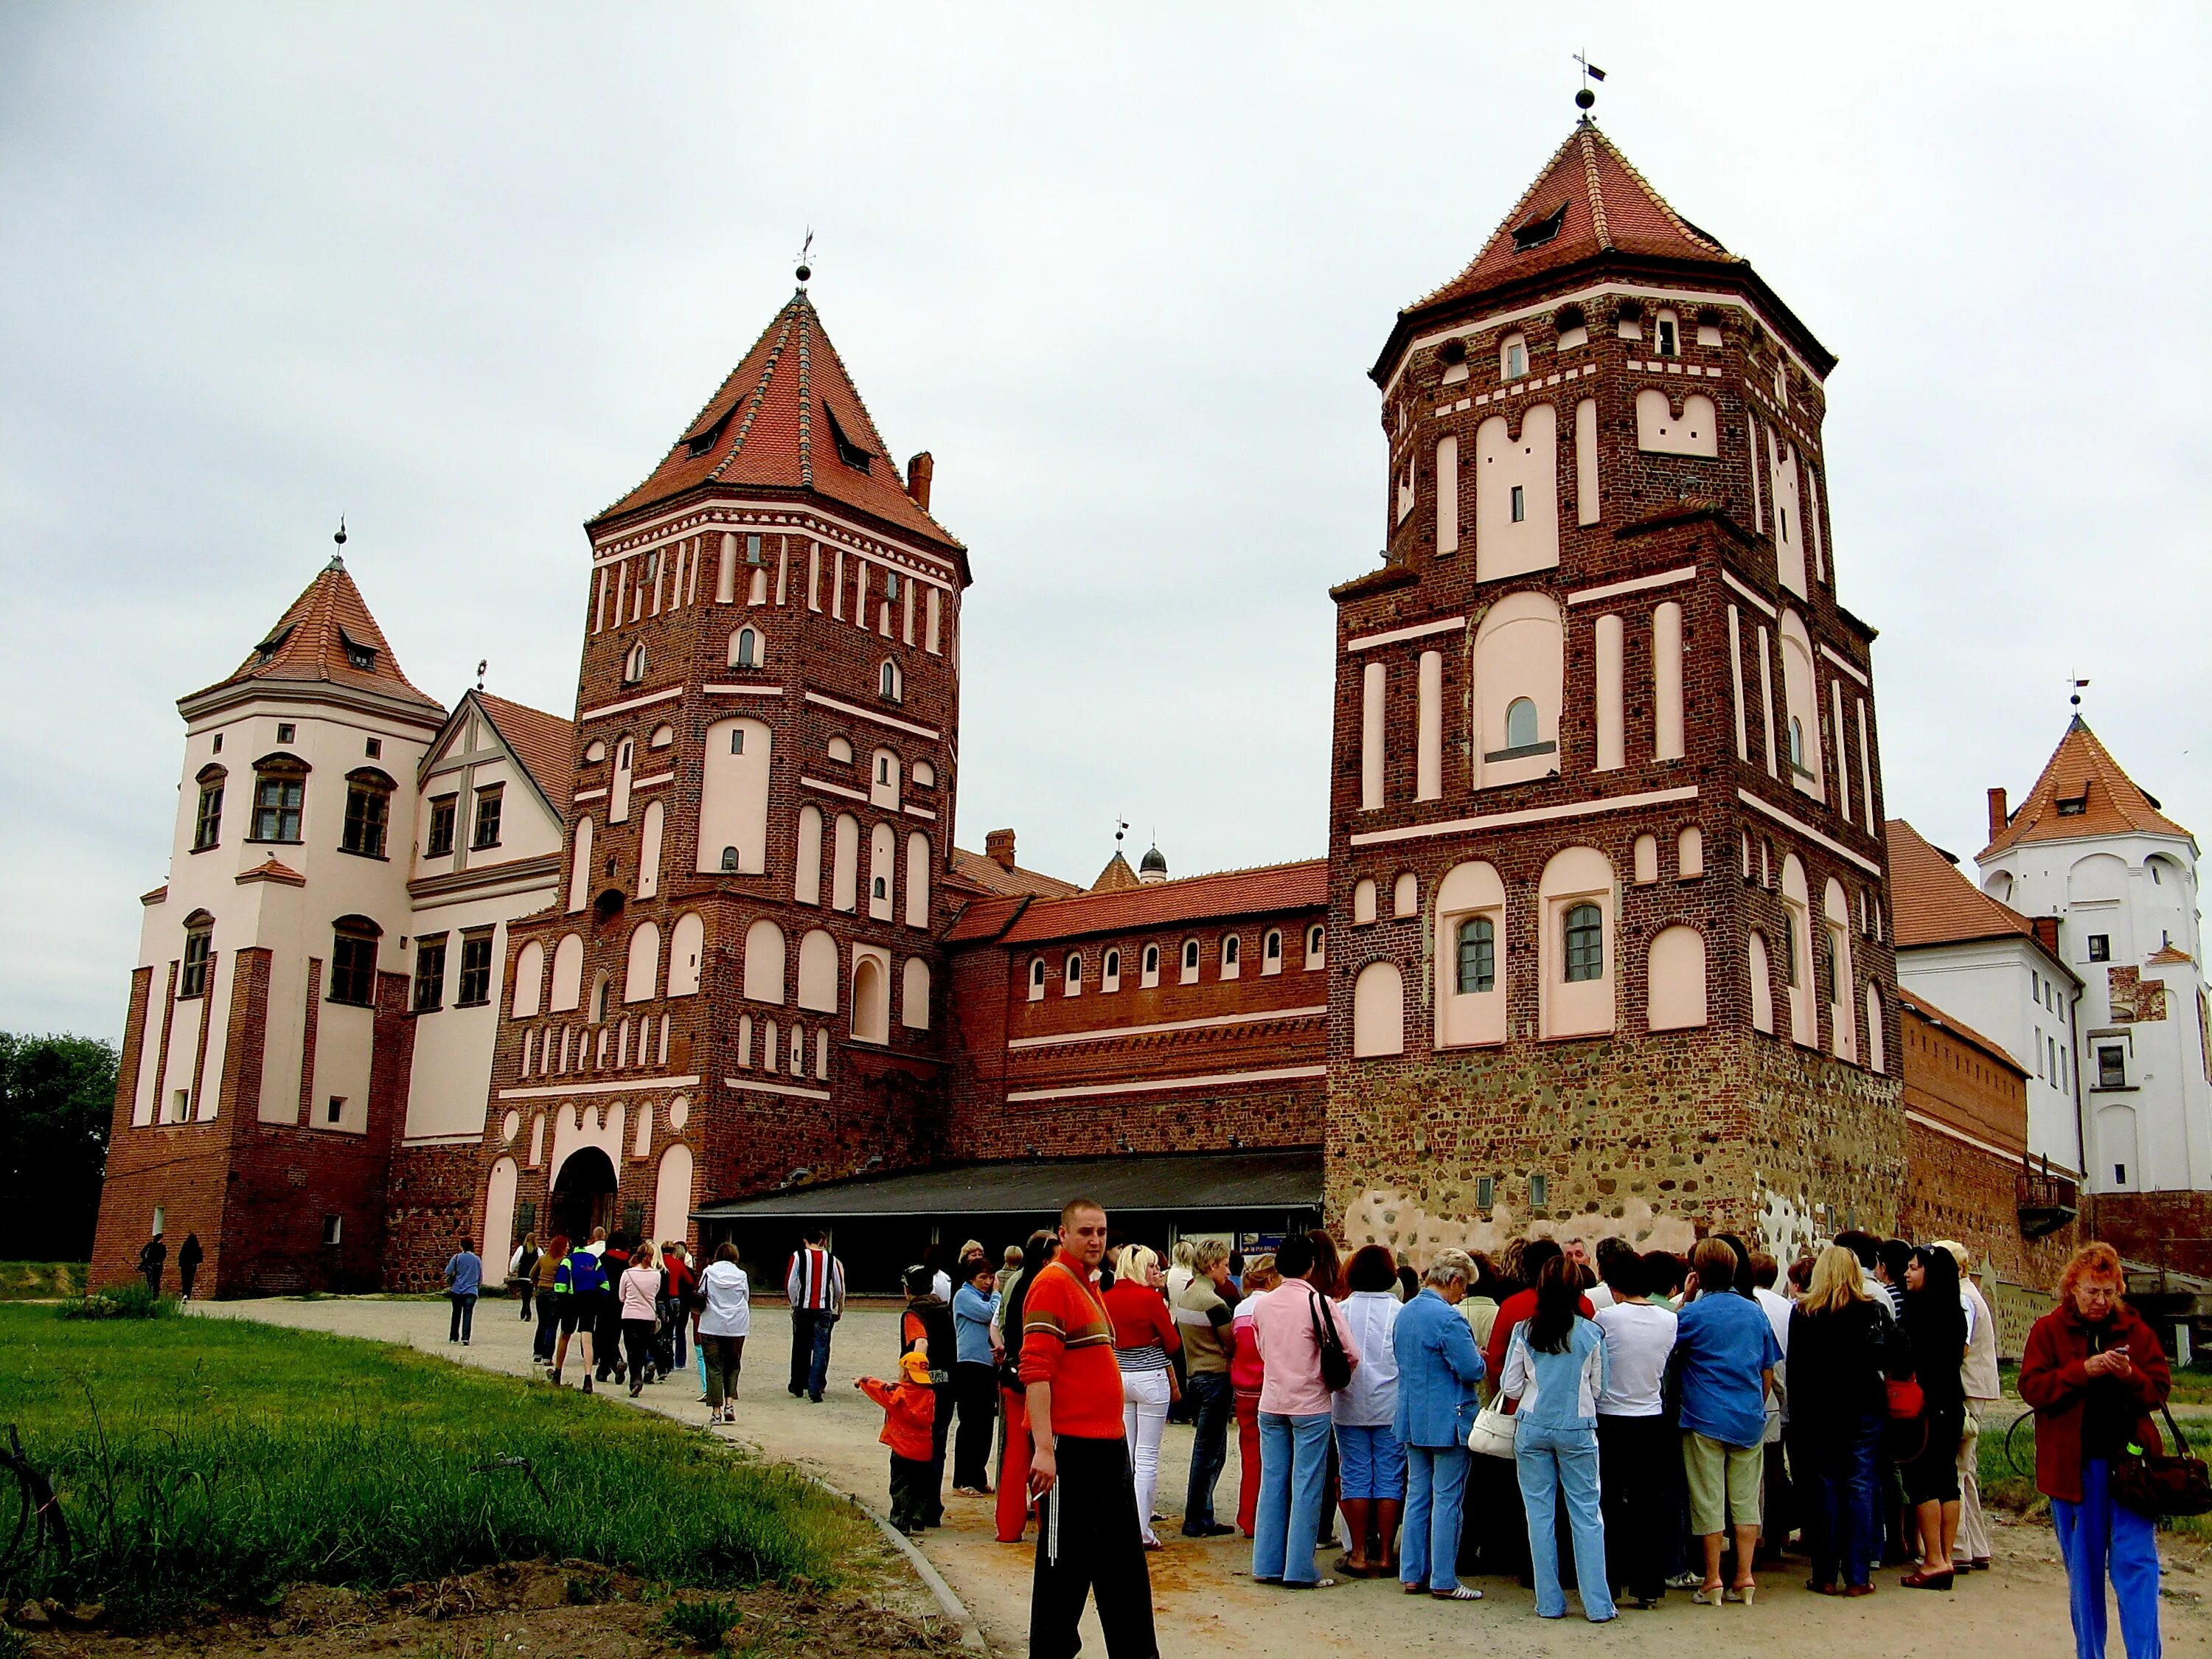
[1091,851,1141,894]
[1887,818,2049,952]
[1980,718,2193,859]
[187,557,442,714]
[593,289,964,559]
[1416,122,1737,311]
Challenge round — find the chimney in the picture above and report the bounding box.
[985,827,1017,871]
[1986,787,2009,842]
[905,451,934,512]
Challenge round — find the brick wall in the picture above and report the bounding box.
[2087,1190,2212,1278]
[1899,1115,2077,1287]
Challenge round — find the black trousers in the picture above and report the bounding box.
[1598,1413,1674,1601]
[919,1380,952,1524]
[622,1318,657,1384]
[1030,1434,1158,1659]
[953,1362,998,1490]
[889,1454,932,1531]
[594,1293,624,1377]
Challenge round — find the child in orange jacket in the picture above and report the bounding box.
[858,1347,939,1534]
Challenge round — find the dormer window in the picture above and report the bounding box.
[2056,796,2087,817]
[684,408,731,459]
[1500,333,1528,380]
[822,403,872,473]
[339,629,377,672]
[1511,202,1567,251]
[254,625,295,665]
[1653,310,1680,358]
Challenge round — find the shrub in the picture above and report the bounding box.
[58,1284,174,1321]
[663,1595,744,1647]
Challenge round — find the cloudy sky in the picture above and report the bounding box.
[4,4,2208,1040]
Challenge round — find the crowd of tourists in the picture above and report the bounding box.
[462,1211,2172,1659]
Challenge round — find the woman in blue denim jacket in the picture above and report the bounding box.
[1500,1256,1615,1623]
[1390,1248,1487,1600]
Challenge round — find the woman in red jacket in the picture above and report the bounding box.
[2019,1242,2168,1659]
[1103,1243,1180,1548]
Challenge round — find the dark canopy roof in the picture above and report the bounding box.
[694,1147,1321,1221]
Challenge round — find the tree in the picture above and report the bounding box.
[0,1033,116,1261]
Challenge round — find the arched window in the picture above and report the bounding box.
[1141,943,1161,987]
[1220,935,1240,978]
[1652,307,1680,358]
[1029,958,1046,1001]
[902,958,931,1029]
[251,754,307,843]
[1065,955,1083,996]
[879,659,904,703]
[1352,961,1405,1057]
[1564,905,1603,981]
[1456,917,1495,995]
[1781,854,1816,1046]
[192,765,225,850]
[588,970,611,1025]
[1748,931,1775,1034]
[623,641,646,684]
[1865,985,1885,1073]
[1262,929,1282,975]
[720,846,738,872]
[549,932,584,1012]
[179,912,215,998]
[1180,938,1200,983]
[624,920,661,1003]
[1305,924,1325,968]
[1505,698,1539,749]
[1788,717,1806,770]
[339,770,394,858]
[1499,332,1528,380]
[797,929,838,1011]
[729,627,760,669]
[511,939,545,1017]
[1103,948,1122,992]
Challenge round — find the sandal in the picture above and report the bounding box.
[1806,1581,1843,1596]
[1282,1578,1338,1590]
[1430,1585,1482,1601]
[1726,1582,1757,1605]
[1900,1571,1953,1591]
[1333,1556,1370,1579]
[1691,1584,1727,1606]
[1402,1582,1426,1596]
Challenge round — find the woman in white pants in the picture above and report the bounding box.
[1102,1242,1182,1548]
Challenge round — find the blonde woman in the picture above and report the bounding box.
[1102,1243,1180,1547]
[1786,1244,1907,1596]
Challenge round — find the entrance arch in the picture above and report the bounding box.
[550,1144,618,1243]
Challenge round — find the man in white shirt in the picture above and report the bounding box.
[1750,1253,1796,1563]
[1938,1240,2001,1571]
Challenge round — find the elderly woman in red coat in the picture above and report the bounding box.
[2017,1242,2168,1659]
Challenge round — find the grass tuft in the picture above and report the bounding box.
[661,1594,745,1647]
[0,1307,864,1631]
[57,1282,175,1321]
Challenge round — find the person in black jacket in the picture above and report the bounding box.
[1788,1244,1909,1596]
[177,1234,204,1302]
[137,1234,166,1295]
[1897,1245,1969,1588]
[900,1264,959,1527]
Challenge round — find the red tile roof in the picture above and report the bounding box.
[1886,818,2042,950]
[1413,122,1739,313]
[476,692,577,813]
[1897,986,2028,1079]
[1980,718,2194,858]
[1090,852,1141,893]
[948,847,1083,900]
[192,557,442,712]
[997,859,1327,946]
[944,894,1030,944]
[592,290,964,557]
[235,857,306,887]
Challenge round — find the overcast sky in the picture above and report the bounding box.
[5,4,2208,1040]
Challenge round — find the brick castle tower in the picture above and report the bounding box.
[1326,122,1903,1259]
[420,284,975,1265]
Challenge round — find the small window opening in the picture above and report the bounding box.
[1510,484,1526,522]
[365,737,381,758]
[1476,1175,1495,1210]
[1511,203,1567,251]
[1655,315,1679,357]
[879,660,903,703]
[1455,916,1495,994]
[1530,1173,1549,1208]
[276,722,296,743]
[745,533,763,566]
[734,627,758,668]
[2088,933,2110,961]
[720,846,739,872]
[1505,698,1539,750]
[1563,903,1603,982]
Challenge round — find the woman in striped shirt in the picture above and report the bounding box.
[1102,1243,1181,1548]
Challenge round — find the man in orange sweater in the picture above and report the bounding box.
[858,1347,939,1535]
[1021,1198,1158,1659]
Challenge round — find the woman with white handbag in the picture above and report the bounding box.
[1391,1249,1488,1601]
[1498,1257,1617,1623]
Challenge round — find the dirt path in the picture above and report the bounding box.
[200,1297,2208,1658]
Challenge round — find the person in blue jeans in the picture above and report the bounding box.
[1249,1231,1361,1588]
[1498,1256,1615,1624]
[443,1239,482,1346]
[2020,1242,2169,1659]
[1787,1244,1906,1595]
[1391,1248,1486,1600]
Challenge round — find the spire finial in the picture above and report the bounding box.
[2069,675,2090,714]
[327,515,347,571]
[1573,51,1606,118]
[795,227,813,287]
[476,658,488,693]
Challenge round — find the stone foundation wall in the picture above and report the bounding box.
[1329,1023,1902,1265]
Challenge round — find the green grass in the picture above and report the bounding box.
[0,1261,87,1300]
[0,1307,864,1631]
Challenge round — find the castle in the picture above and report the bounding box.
[97,121,2185,1295]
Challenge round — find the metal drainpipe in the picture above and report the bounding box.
[2068,974,2089,1189]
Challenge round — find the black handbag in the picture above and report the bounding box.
[1310,1289,1352,1392]
[2112,1398,2212,1518]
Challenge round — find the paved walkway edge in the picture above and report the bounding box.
[796,1473,992,1657]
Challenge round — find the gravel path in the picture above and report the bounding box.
[199,1295,2208,1658]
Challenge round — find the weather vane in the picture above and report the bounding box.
[1113,818,1129,845]
[476,658,488,692]
[2068,675,2090,711]
[1574,52,1606,116]
[334,515,347,547]
[796,228,813,286]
